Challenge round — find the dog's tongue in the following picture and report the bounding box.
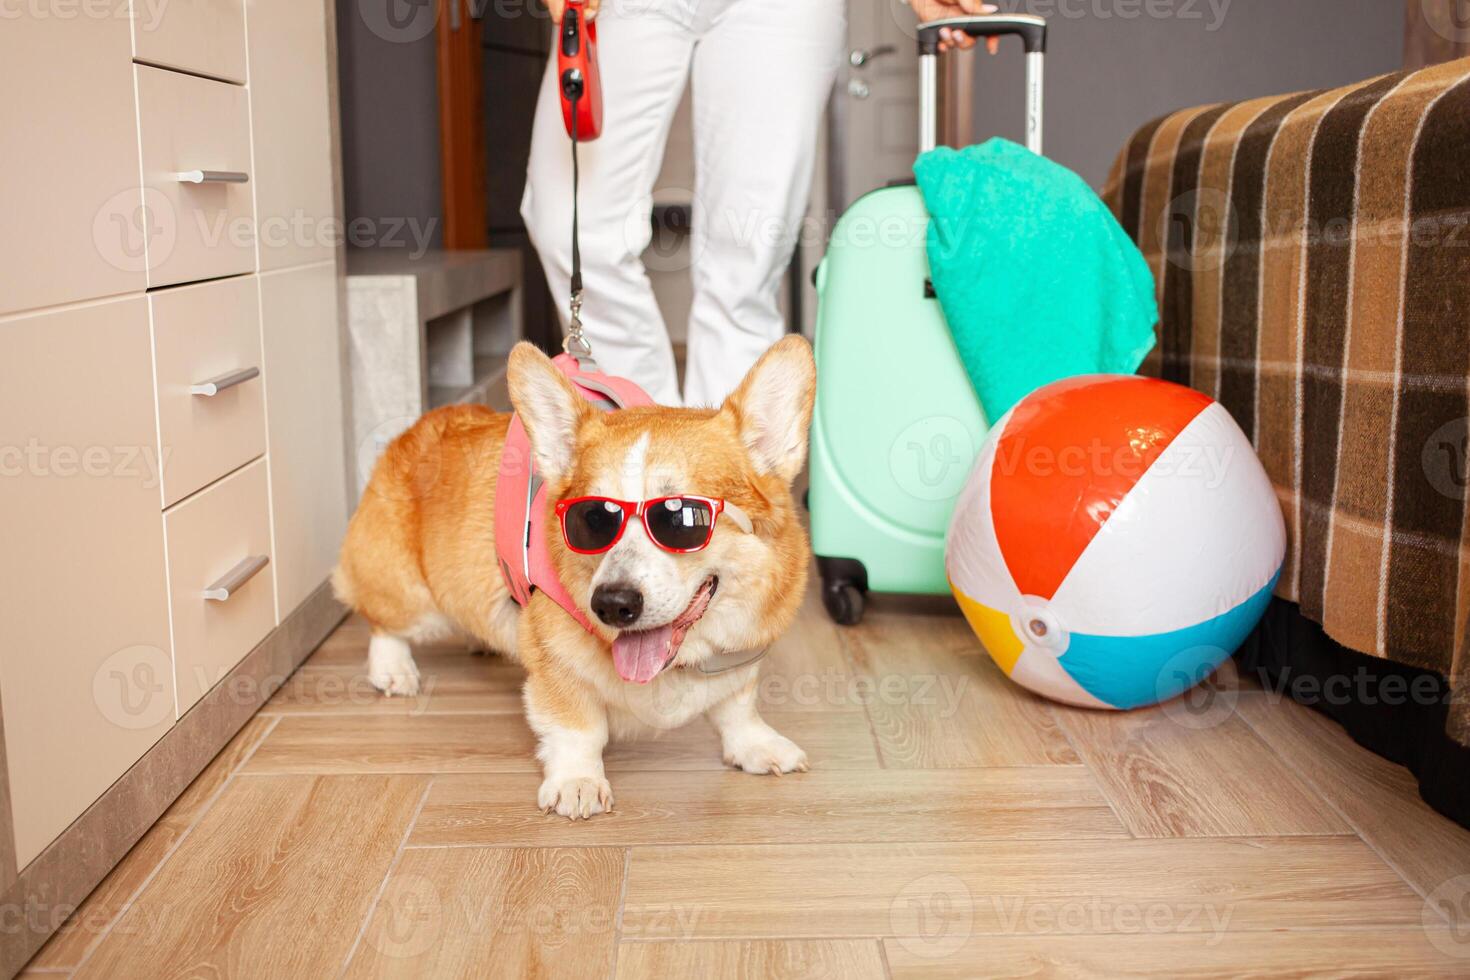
[612,627,677,684]
[611,579,715,684]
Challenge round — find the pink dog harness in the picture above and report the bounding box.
[494,353,654,633]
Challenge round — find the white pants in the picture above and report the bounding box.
[521,0,845,406]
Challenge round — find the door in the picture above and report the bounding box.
[830,4,978,212]
[1405,0,1470,68]
[829,2,920,212]
[437,0,490,250]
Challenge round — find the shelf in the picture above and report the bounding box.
[345,246,523,499]
[428,358,509,411]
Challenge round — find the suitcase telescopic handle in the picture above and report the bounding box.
[915,15,1047,55]
[916,14,1046,155]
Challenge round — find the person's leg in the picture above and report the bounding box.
[681,0,845,407]
[520,2,695,405]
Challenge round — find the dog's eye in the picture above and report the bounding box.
[645,498,714,551]
[584,505,621,533]
[563,499,626,552]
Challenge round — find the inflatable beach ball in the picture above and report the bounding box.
[946,375,1285,711]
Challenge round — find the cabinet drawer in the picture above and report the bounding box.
[165,459,275,712]
[152,276,267,506]
[136,65,255,288]
[131,0,247,84]
[0,297,173,868]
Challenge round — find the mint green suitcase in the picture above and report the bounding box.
[809,14,1046,624]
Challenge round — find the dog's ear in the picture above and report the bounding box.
[508,342,590,482]
[721,335,816,483]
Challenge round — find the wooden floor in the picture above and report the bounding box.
[26,590,1470,978]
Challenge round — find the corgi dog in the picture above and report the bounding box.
[333,336,816,818]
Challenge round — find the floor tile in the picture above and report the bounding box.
[621,837,1419,940]
[344,846,623,979]
[410,767,1127,847]
[75,774,427,978]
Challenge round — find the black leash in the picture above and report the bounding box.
[569,86,582,300]
[561,65,591,359]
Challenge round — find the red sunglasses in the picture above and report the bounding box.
[555,495,753,555]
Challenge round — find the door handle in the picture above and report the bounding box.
[190,367,259,397]
[202,555,269,602]
[176,170,249,185]
[849,45,896,68]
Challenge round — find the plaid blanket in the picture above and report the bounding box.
[1103,59,1470,744]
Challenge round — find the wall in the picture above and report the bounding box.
[481,11,559,350]
[334,3,820,352]
[966,0,1405,189]
[337,0,1406,343]
[335,0,443,250]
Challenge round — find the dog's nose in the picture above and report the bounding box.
[591,585,643,627]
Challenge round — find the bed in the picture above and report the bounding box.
[1104,57,1470,826]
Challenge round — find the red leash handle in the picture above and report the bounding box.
[557,0,603,141]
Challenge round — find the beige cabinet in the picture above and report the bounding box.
[152,276,269,506]
[247,0,338,271]
[135,65,257,288]
[0,0,349,941]
[0,298,175,868]
[260,263,350,615]
[0,16,145,316]
[165,460,276,710]
[131,0,249,84]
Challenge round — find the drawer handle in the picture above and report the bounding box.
[191,366,260,397]
[202,555,270,602]
[176,169,250,185]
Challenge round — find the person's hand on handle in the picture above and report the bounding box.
[907,0,1003,54]
[544,0,599,23]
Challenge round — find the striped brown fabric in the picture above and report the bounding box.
[1104,58,1470,745]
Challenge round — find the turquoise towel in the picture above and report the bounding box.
[915,138,1158,421]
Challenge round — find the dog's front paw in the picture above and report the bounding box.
[367,636,421,697]
[538,775,613,820]
[367,659,420,697]
[724,734,809,776]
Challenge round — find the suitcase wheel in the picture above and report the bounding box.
[822,581,864,626]
[816,556,868,627]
